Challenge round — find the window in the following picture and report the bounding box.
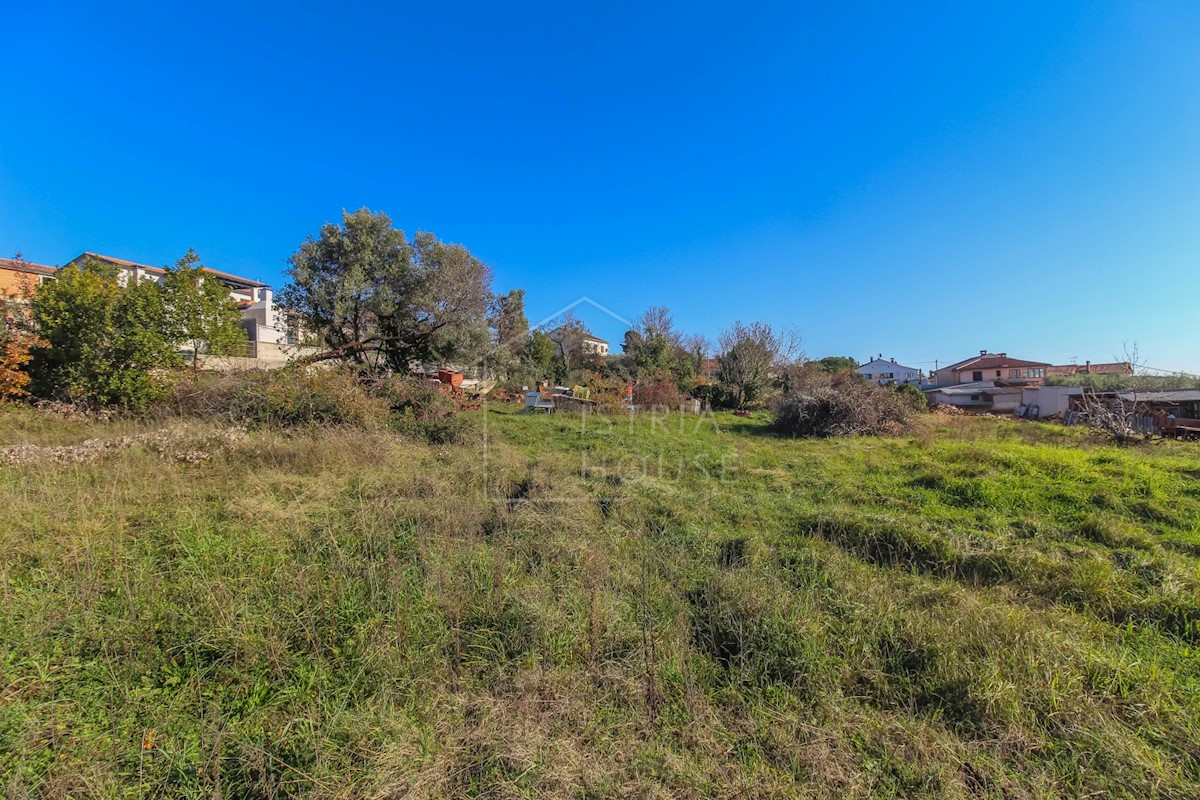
[972,371,983,382]
[970,395,982,401]
[880,372,894,379]
[1025,368,1044,378]
[1009,369,1021,378]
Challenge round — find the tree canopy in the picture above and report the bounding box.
[281,209,494,371]
[29,258,180,408]
[716,321,803,408]
[161,248,247,367]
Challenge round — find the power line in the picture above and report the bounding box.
[1139,365,1200,378]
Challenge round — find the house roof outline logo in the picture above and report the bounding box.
[478,295,635,504]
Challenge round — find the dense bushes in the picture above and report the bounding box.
[170,368,388,428]
[773,379,924,438]
[632,379,681,410]
[370,375,477,443]
[27,256,246,409]
[168,368,477,442]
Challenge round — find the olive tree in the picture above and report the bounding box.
[281,209,494,372]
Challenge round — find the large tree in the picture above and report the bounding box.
[161,248,247,368]
[281,209,493,371]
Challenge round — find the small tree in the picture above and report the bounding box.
[30,258,180,408]
[1077,344,1154,444]
[716,321,803,408]
[0,318,42,400]
[519,329,557,382]
[481,288,529,378]
[161,248,247,368]
[0,254,44,400]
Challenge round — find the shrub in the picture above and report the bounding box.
[891,382,928,411]
[690,381,733,410]
[632,380,681,411]
[29,258,181,409]
[169,368,388,428]
[773,380,919,437]
[0,319,42,400]
[370,375,457,421]
[370,375,478,444]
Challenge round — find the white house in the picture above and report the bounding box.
[547,326,609,357]
[857,356,921,386]
[66,252,308,364]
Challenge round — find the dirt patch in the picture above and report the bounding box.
[1,425,248,466]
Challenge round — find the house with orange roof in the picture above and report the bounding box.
[0,256,57,303]
[933,350,1051,387]
[1045,361,1133,378]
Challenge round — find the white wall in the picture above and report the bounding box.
[1020,386,1082,419]
[858,359,920,385]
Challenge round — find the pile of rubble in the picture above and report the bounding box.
[1,425,248,467]
[931,404,968,416]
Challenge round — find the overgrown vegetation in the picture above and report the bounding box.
[2,404,1199,798]
[773,379,924,437]
[167,368,477,444]
[26,255,246,409]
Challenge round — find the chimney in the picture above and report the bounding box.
[1085,360,1091,373]
[999,352,1006,358]
[980,349,987,356]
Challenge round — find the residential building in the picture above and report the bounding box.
[933,351,1050,387]
[65,252,305,361]
[547,326,609,357]
[1046,361,1133,378]
[857,355,921,386]
[0,257,56,303]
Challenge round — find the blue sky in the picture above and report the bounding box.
[3,2,1198,372]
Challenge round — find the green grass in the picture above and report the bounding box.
[2,403,1200,798]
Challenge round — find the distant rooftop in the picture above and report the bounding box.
[0,257,57,276]
[70,252,269,290]
[943,352,1051,372]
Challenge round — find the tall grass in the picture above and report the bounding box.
[1,406,1198,797]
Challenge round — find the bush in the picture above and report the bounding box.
[632,380,681,411]
[891,381,928,411]
[371,376,478,444]
[772,380,920,437]
[370,375,457,420]
[168,369,480,441]
[690,381,733,410]
[0,319,42,400]
[169,368,389,428]
[30,258,182,409]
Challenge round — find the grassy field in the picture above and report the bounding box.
[2,403,1199,798]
